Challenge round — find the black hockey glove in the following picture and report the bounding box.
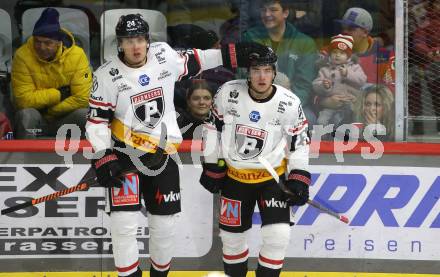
[58,85,71,101]
[92,149,123,188]
[285,169,311,206]
[199,161,227,193]
[221,42,271,70]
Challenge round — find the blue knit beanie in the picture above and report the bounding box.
[32,8,62,40]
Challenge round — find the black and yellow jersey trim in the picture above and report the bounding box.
[226,159,286,184]
[111,118,180,154]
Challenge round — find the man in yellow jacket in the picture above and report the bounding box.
[12,7,91,138]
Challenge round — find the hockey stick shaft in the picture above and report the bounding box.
[257,156,349,224]
[1,123,169,216]
[1,180,93,215]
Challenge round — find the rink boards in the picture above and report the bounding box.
[0,150,439,275]
[0,272,439,277]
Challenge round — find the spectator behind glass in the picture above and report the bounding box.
[334,7,394,86]
[313,34,367,126]
[318,7,395,121]
[220,0,241,46]
[11,8,91,139]
[354,84,395,141]
[412,0,440,134]
[177,80,214,140]
[242,0,318,126]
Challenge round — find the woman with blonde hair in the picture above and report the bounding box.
[354,84,395,141]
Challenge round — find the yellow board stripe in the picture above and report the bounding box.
[0,272,438,277]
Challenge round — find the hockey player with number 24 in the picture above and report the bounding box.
[201,49,311,277]
[86,13,272,277]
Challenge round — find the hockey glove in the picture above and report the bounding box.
[221,42,270,70]
[92,149,123,188]
[58,85,71,101]
[199,160,227,193]
[285,169,311,206]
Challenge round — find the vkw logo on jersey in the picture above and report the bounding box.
[131,88,164,129]
[138,74,150,86]
[235,124,267,159]
[249,111,261,122]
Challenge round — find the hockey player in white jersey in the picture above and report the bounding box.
[86,14,272,277]
[200,49,311,277]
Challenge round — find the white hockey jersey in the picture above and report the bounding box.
[86,42,223,153]
[206,80,310,184]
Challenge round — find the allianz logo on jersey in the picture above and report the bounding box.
[155,189,181,205]
[158,70,171,80]
[260,197,288,208]
[138,74,150,86]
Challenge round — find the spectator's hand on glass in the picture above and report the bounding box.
[320,94,348,109]
[339,65,348,77]
[322,79,332,89]
[344,93,357,103]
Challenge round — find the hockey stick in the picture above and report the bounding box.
[257,156,349,224]
[1,123,168,216]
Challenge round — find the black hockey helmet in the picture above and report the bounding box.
[115,13,149,40]
[248,47,277,69]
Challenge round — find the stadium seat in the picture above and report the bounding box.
[100,9,167,64]
[0,9,12,75]
[21,7,90,59]
[0,8,14,120]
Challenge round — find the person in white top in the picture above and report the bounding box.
[86,13,271,277]
[200,49,311,277]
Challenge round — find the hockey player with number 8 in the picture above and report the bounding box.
[200,49,311,276]
[86,13,272,277]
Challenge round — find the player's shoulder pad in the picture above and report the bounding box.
[94,58,116,77]
[274,84,302,104]
[150,41,171,50]
[218,79,247,93]
[214,79,246,104]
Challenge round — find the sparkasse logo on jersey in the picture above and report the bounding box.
[138,74,150,86]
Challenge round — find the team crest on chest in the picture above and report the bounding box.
[131,87,165,129]
[235,124,267,159]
